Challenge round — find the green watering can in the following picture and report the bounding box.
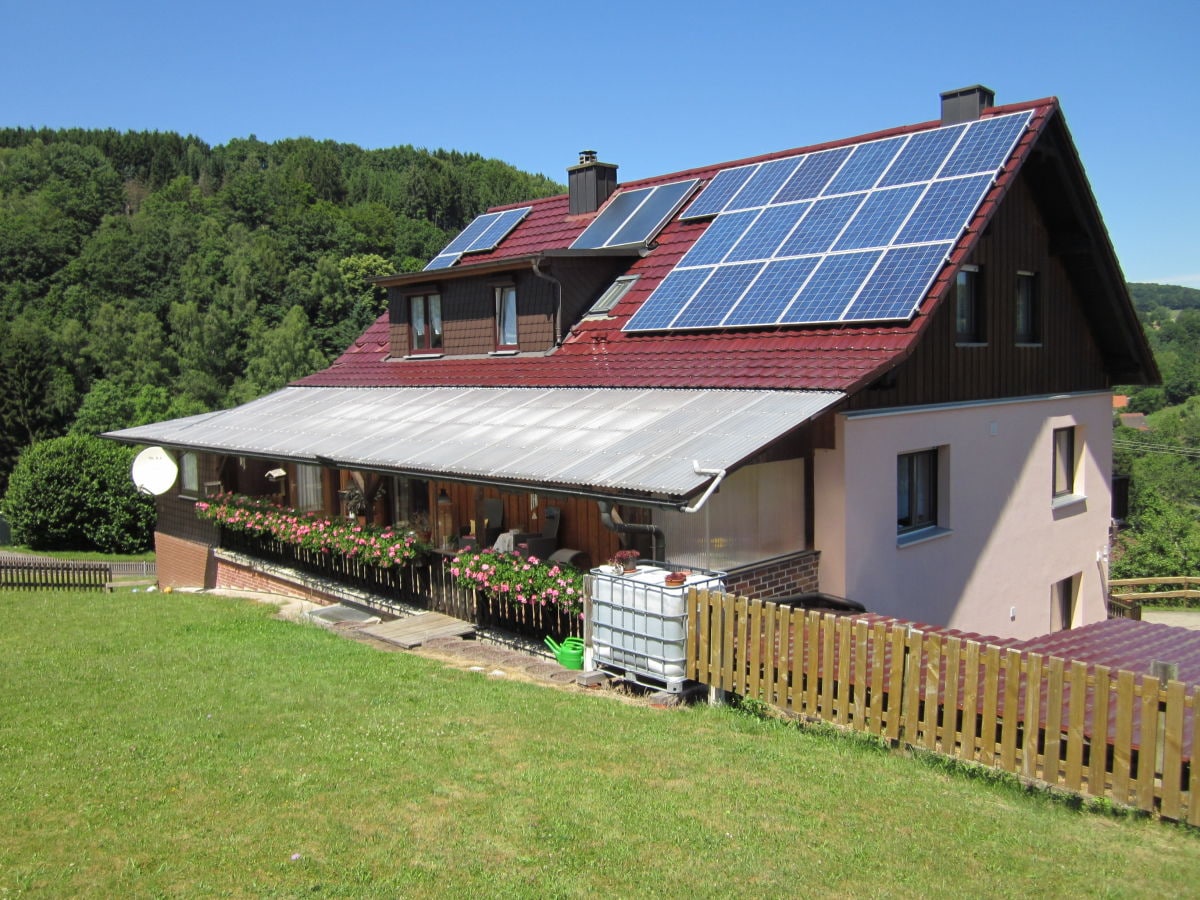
[545,635,585,670]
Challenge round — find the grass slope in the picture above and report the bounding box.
[1,590,1196,897]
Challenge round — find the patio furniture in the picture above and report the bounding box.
[514,506,561,560]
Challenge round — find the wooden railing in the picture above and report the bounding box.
[687,590,1198,824]
[219,529,582,642]
[0,559,111,591]
[1110,577,1200,610]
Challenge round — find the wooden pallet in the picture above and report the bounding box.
[359,612,475,649]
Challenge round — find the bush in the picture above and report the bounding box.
[1,435,155,552]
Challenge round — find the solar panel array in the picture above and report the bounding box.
[624,111,1031,331]
[424,206,532,271]
[570,179,699,250]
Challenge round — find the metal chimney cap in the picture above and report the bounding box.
[578,149,598,164]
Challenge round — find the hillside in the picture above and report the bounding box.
[0,128,563,487]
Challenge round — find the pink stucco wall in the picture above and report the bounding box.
[814,391,1113,639]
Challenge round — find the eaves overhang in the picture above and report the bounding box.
[105,385,843,508]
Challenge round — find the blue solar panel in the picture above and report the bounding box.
[878,124,966,187]
[424,207,532,270]
[572,180,697,249]
[470,207,531,252]
[672,263,764,328]
[571,189,647,248]
[833,184,924,251]
[725,157,804,211]
[844,243,950,322]
[424,253,460,271]
[774,146,853,203]
[677,209,759,268]
[725,203,811,263]
[824,136,907,195]
[941,112,1030,178]
[723,257,820,326]
[440,213,501,254]
[776,194,864,257]
[625,112,1027,332]
[607,180,697,247]
[778,251,883,324]
[894,174,994,244]
[623,267,712,330]
[682,165,756,219]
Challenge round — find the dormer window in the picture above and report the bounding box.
[495,284,518,351]
[409,293,442,354]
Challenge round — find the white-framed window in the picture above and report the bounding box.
[955,265,984,344]
[1015,271,1039,344]
[1053,426,1076,499]
[409,293,442,354]
[180,452,199,497]
[295,464,323,512]
[897,448,939,535]
[495,285,518,350]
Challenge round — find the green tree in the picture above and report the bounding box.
[228,305,327,403]
[1,434,155,553]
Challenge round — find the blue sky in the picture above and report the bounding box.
[3,0,1196,287]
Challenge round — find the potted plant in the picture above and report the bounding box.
[612,549,640,573]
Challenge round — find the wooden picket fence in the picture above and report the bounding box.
[686,590,1198,824]
[0,559,111,591]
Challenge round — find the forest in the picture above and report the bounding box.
[0,127,562,492]
[1111,282,1200,580]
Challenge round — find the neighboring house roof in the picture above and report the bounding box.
[1013,617,1200,689]
[298,96,1156,393]
[109,386,843,504]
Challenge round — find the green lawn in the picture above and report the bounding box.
[1,591,1196,898]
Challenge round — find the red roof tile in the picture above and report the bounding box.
[299,99,1058,393]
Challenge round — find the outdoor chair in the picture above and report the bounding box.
[514,506,561,560]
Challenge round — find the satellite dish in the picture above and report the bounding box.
[131,446,178,496]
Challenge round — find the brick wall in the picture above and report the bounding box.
[213,553,341,605]
[155,532,215,589]
[724,550,821,600]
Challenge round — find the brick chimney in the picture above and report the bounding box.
[568,150,618,215]
[940,85,996,124]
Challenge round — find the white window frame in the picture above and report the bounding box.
[180,452,199,497]
[408,292,443,355]
[495,285,518,351]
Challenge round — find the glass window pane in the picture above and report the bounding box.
[410,296,426,349]
[497,286,518,347]
[428,295,442,349]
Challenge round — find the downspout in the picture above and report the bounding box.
[596,463,726,560]
[530,257,564,346]
[598,501,665,561]
[677,461,727,514]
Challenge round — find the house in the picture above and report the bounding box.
[107,86,1157,640]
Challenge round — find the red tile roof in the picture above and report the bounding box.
[299,98,1058,393]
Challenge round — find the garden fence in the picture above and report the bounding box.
[0,559,111,591]
[686,589,1198,824]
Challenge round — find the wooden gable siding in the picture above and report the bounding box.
[387,259,626,359]
[847,173,1110,413]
